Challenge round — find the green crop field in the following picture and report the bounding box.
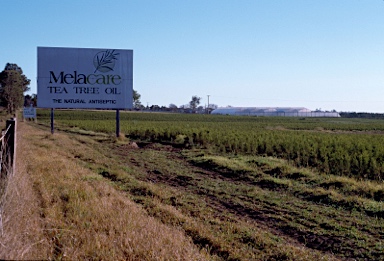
[38,109,384,181]
[32,109,384,260]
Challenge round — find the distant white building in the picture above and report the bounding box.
[211,107,340,117]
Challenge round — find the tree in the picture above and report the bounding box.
[24,94,33,107]
[169,103,178,112]
[207,103,218,114]
[133,89,141,109]
[0,63,30,114]
[189,95,201,113]
[32,94,37,106]
[150,105,160,111]
[24,94,37,107]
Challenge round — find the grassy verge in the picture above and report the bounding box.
[0,122,208,260]
[2,120,383,260]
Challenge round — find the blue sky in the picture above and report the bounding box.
[1,0,384,112]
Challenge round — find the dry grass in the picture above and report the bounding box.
[0,121,50,259]
[0,122,208,260]
[2,117,382,260]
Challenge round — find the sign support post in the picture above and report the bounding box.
[116,109,120,137]
[51,108,54,134]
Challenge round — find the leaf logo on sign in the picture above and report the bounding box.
[93,50,120,73]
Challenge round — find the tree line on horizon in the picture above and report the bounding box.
[133,93,218,114]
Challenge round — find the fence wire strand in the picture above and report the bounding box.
[0,123,14,236]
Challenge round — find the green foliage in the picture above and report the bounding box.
[133,89,141,108]
[189,95,201,113]
[37,110,384,181]
[0,63,30,114]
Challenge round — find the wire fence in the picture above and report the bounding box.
[0,118,17,236]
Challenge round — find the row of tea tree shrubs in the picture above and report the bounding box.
[37,109,384,181]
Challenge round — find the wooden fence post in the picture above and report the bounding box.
[5,118,16,175]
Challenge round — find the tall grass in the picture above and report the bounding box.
[0,122,208,260]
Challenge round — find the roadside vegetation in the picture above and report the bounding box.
[0,122,208,260]
[0,109,18,230]
[1,110,383,260]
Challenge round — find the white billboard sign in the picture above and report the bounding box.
[23,107,36,118]
[37,47,133,109]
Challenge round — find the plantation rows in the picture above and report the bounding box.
[38,110,384,180]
